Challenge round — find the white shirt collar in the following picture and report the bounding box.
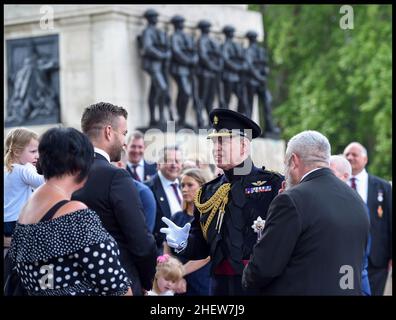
[300,167,324,182]
[94,147,110,163]
[352,168,368,181]
[127,158,144,168]
[158,170,179,186]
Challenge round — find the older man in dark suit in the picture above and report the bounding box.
[145,145,183,254]
[72,102,157,296]
[343,142,392,296]
[125,130,157,182]
[242,130,370,295]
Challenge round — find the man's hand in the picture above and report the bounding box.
[173,278,187,294]
[160,217,191,250]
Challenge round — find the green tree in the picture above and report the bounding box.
[249,4,392,180]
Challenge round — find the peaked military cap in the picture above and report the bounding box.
[143,9,158,18]
[207,109,262,140]
[170,15,185,24]
[222,25,235,34]
[246,30,258,39]
[197,20,211,29]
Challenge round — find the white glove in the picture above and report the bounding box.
[160,217,191,251]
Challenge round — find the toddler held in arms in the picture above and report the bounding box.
[146,254,186,296]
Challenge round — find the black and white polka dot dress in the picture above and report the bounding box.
[8,209,132,296]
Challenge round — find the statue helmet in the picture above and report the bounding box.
[170,15,185,25]
[197,20,211,30]
[222,25,235,35]
[245,30,258,40]
[143,9,159,19]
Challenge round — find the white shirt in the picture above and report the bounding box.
[300,167,323,182]
[4,163,45,222]
[146,289,174,296]
[158,171,182,216]
[127,158,144,181]
[348,169,368,204]
[94,147,110,163]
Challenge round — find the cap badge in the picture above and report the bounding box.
[214,115,219,125]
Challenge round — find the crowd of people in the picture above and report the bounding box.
[4,102,392,296]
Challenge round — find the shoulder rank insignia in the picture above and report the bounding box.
[252,180,267,186]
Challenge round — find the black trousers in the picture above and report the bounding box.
[368,262,389,296]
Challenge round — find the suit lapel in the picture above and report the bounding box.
[153,175,171,218]
[367,175,376,209]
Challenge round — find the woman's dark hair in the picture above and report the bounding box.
[37,127,94,183]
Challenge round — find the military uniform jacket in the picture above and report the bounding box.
[141,26,170,73]
[180,161,283,275]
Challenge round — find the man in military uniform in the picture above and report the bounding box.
[169,15,199,128]
[245,31,280,135]
[196,20,223,124]
[139,9,172,128]
[161,108,283,295]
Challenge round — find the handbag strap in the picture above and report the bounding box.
[40,200,70,222]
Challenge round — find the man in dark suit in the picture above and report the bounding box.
[242,130,370,295]
[125,130,157,182]
[145,145,183,253]
[72,102,157,296]
[343,142,392,296]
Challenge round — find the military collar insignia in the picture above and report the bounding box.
[214,115,219,125]
[252,180,266,186]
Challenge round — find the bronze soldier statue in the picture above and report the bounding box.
[221,25,249,116]
[169,15,199,128]
[139,9,172,128]
[245,31,280,136]
[196,20,224,126]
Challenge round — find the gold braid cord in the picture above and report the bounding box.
[194,183,231,240]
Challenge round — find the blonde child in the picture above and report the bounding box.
[4,128,44,238]
[146,254,185,296]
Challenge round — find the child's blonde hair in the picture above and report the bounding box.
[4,128,38,172]
[153,254,184,293]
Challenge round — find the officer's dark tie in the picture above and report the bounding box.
[171,183,182,205]
[132,164,141,182]
[350,177,357,190]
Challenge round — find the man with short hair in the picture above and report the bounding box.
[125,130,157,182]
[343,142,392,296]
[330,154,371,296]
[242,131,370,295]
[145,145,183,253]
[161,109,284,295]
[72,102,157,295]
[329,154,352,181]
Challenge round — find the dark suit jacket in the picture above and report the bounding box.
[243,168,370,295]
[367,174,392,267]
[72,153,157,294]
[145,173,173,249]
[126,160,157,182]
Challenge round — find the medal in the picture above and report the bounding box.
[377,191,383,203]
[377,205,383,218]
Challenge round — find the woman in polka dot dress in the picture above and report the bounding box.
[8,127,133,296]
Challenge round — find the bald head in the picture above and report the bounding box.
[330,155,352,182]
[343,142,368,176]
